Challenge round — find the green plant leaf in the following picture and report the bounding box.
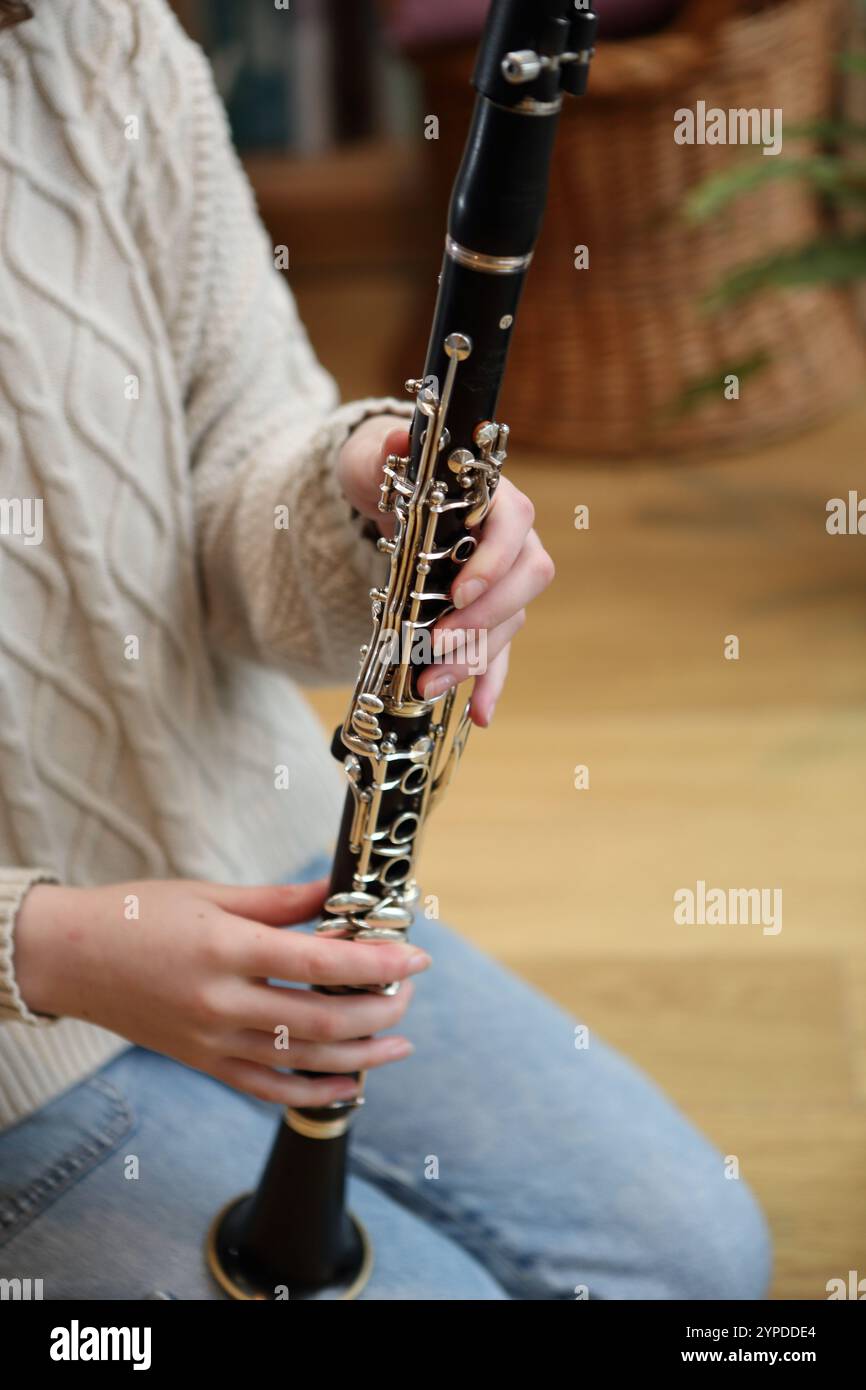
[702,235,866,312]
[683,156,866,224]
[665,353,772,420]
[785,118,866,144]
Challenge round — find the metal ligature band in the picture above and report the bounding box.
[207,0,597,1301]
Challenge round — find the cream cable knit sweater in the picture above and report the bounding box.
[0,0,410,1128]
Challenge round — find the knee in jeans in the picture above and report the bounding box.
[660,1169,772,1300]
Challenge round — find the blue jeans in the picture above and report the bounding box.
[0,872,772,1300]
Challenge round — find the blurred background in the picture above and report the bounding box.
[170,1,866,1300]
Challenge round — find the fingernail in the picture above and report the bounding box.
[384,1039,415,1060]
[454,578,487,610]
[335,1080,360,1098]
[407,950,432,975]
[424,673,456,700]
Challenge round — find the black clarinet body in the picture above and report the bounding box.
[208,0,597,1301]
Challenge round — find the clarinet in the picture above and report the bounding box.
[207,0,597,1301]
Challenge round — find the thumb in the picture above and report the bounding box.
[340,415,411,522]
[380,423,411,457]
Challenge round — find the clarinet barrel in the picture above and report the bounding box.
[207,0,597,1301]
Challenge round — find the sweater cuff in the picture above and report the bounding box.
[0,868,61,1027]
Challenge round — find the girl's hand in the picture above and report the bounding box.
[13,877,429,1107]
[338,415,554,727]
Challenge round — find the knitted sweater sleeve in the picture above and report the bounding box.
[129,6,412,684]
[0,870,61,1025]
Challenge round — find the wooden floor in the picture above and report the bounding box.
[296,269,866,1301]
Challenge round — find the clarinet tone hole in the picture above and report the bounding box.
[389,813,420,845]
[401,765,429,795]
[382,858,413,888]
[452,536,478,564]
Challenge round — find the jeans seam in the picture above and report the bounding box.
[349,1144,544,1299]
[0,1079,136,1245]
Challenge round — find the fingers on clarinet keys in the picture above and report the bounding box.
[304,943,431,992]
[218,1063,361,1108]
[322,894,413,933]
[323,893,414,936]
[254,1004,417,1104]
[285,1035,415,1076]
[316,903,425,997]
[287,983,416,1049]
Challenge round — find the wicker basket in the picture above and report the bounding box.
[404,0,866,457]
